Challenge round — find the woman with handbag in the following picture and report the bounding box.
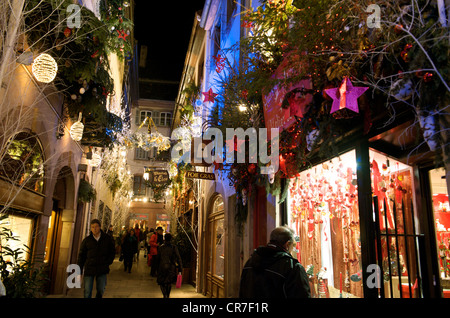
[156,233,183,298]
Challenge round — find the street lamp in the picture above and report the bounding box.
[143,167,149,181]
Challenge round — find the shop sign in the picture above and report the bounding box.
[157,214,169,221]
[185,171,215,181]
[149,170,170,185]
[130,213,149,220]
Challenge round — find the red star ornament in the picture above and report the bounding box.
[202,88,217,103]
[117,30,129,41]
[325,77,368,114]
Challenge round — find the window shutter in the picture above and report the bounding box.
[135,108,140,125]
[152,111,160,126]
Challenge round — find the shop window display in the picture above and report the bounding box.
[288,150,361,298]
[287,149,418,298]
[370,149,419,298]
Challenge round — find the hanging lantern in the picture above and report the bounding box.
[70,112,84,142]
[32,53,58,83]
[90,151,102,167]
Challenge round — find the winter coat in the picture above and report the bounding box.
[239,243,310,298]
[149,233,163,255]
[156,243,182,285]
[77,231,116,276]
[121,235,138,259]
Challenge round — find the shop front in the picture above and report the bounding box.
[287,146,425,298]
[284,119,447,298]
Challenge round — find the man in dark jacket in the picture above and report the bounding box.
[77,219,116,298]
[239,226,310,298]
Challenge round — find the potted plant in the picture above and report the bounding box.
[78,179,96,203]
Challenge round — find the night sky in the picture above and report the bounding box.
[133,0,205,87]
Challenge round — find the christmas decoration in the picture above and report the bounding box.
[202,88,217,103]
[32,53,58,83]
[117,29,129,41]
[70,112,84,142]
[325,77,368,115]
[213,54,226,73]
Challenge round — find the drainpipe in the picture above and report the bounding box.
[200,0,212,29]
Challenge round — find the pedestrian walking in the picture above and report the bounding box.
[106,224,114,237]
[157,233,182,298]
[121,229,138,273]
[77,219,116,298]
[146,228,155,264]
[134,224,141,260]
[149,226,164,276]
[239,225,310,298]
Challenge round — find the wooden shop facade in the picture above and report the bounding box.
[274,98,449,298]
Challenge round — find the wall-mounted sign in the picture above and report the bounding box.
[157,214,169,221]
[185,171,216,181]
[149,170,170,185]
[130,213,149,220]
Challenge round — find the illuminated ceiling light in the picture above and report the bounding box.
[70,112,84,142]
[32,53,58,83]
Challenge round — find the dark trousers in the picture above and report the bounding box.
[124,257,133,272]
[160,284,172,298]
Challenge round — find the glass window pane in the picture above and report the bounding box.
[429,168,449,296]
[0,215,33,266]
[214,218,224,278]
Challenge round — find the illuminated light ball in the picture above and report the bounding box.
[70,113,84,142]
[32,53,58,83]
[79,87,85,94]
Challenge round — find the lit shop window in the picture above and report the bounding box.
[0,132,44,193]
[429,167,450,297]
[287,148,419,298]
[0,214,33,266]
[287,149,361,298]
[208,196,224,279]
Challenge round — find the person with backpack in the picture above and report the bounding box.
[157,233,182,298]
[239,226,310,298]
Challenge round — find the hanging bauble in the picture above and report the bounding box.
[32,53,58,83]
[241,188,248,206]
[306,129,320,152]
[391,78,412,101]
[247,163,257,174]
[70,112,84,142]
[418,110,438,151]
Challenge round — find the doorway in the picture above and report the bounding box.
[205,195,225,298]
[43,200,62,294]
